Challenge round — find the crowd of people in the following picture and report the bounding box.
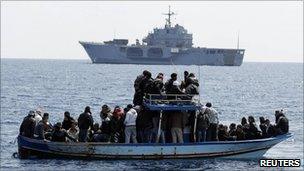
[19,70,289,144]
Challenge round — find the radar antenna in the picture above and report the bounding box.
[162,6,176,27]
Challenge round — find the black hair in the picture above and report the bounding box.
[189,73,195,77]
[146,71,152,79]
[205,102,212,108]
[84,106,91,114]
[171,73,177,79]
[143,70,150,76]
[64,111,70,117]
[241,117,247,125]
[259,116,265,123]
[184,71,189,76]
[127,104,133,109]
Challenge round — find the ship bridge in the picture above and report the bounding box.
[142,6,193,48]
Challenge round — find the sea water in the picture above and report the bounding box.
[0,59,303,170]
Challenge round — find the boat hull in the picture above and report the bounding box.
[17,133,291,159]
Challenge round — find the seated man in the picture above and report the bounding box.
[19,111,36,138]
[235,124,246,140]
[275,111,289,135]
[51,122,77,142]
[34,113,53,140]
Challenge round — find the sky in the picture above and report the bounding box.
[1,1,303,62]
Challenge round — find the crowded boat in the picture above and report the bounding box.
[19,70,289,144]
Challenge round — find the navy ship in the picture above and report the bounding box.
[79,7,245,66]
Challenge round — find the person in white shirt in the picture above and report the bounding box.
[124,104,138,143]
[34,109,43,126]
[201,102,219,141]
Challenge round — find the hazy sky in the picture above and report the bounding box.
[1,1,303,62]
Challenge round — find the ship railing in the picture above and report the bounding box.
[143,93,201,111]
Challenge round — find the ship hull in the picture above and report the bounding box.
[79,42,245,66]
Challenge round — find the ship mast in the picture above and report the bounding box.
[163,6,176,27]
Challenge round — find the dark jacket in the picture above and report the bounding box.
[236,129,245,140]
[62,117,75,130]
[196,112,210,130]
[51,129,76,142]
[276,116,289,134]
[266,124,277,137]
[218,129,229,141]
[247,122,261,139]
[19,116,36,138]
[35,121,45,139]
[100,112,112,135]
[185,84,199,95]
[149,78,164,95]
[109,117,124,134]
[78,112,94,130]
[259,123,268,137]
[134,74,145,92]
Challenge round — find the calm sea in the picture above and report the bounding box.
[1,59,303,170]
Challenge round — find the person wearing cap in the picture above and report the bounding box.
[51,122,77,142]
[62,111,75,130]
[34,113,53,140]
[78,106,94,142]
[19,111,36,138]
[100,104,112,138]
[109,106,125,143]
[124,104,138,143]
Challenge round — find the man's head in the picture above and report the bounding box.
[54,122,62,131]
[171,73,177,80]
[205,102,212,108]
[42,113,49,122]
[64,111,70,120]
[145,71,152,79]
[156,73,164,80]
[84,106,91,114]
[101,104,111,113]
[28,110,35,117]
[248,116,255,123]
[143,70,150,76]
[126,104,133,110]
[259,116,265,124]
[229,123,236,130]
[184,71,189,77]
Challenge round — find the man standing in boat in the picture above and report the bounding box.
[202,103,219,141]
[133,70,150,106]
[78,106,94,142]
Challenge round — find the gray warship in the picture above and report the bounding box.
[79,7,245,66]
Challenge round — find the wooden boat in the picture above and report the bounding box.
[17,94,292,159]
[17,133,292,159]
